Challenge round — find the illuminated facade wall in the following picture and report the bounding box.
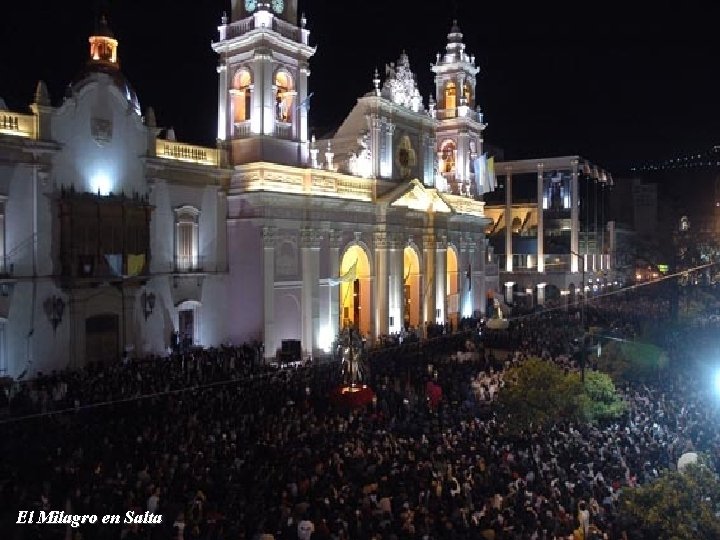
[0,9,498,375]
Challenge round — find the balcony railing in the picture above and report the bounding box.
[169,256,227,274]
[0,112,36,139]
[500,253,611,273]
[156,140,219,166]
[233,121,252,138]
[224,15,305,44]
[274,122,292,139]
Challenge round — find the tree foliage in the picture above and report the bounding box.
[597,340,669,383]
[577,371,627,424]
[620,464,720,540]
[498,359,625,430]
[499,358,582,430]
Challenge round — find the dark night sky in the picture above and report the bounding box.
[1,0,719,174]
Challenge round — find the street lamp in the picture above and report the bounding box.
[570,250,588,383]
[570,250,586,331]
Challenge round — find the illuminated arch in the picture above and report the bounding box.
[446,245,459,325]
[403,245,422,329]
[339,244,372,337]
[274,70,295,123]
[444,81,457,110]
[440,139,456,174]
[232,68,252,123]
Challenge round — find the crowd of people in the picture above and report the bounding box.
[1,292,719,539]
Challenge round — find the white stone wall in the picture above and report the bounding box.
[51,74,148,198]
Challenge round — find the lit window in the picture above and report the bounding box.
[444,82,456,110]
[175,206,200,271]
[274,71,295,123]
[232,68,252,124]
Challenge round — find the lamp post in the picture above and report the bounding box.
[570,250,586,331]
[570,250,588,383]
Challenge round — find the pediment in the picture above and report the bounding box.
[389,179,452,213]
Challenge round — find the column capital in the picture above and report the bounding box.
[300,227,322,249]
[328,229,344,249]
[423,232,435,249]
[374,231,388,250]
[262,226,277,248]
[388,233,401,250]
[435,235,447,251]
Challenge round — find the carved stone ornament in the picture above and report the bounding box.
[395,134,417,179]
[381,52,424,113]
[91,117,113,147]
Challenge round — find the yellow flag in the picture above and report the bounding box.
[127,254,146,276]
[487,156,497,190]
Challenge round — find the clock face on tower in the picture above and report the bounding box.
[244,0,257,12]
[271,0,284,14]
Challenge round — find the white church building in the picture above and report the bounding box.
[0,2,501,377]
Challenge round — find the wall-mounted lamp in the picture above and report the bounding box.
[45,295,65,332]
[141,291,156,320]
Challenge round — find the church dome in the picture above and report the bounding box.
[71,15,141,115]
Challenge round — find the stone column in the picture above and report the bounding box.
[571,159,580,272]
[381,120,395,178]
[537,283,546,306]
[505,170,513,272]
[374,231,389,338]
[298,65,310,143]
[216,64,228,141]
[262,226,276,358]
[423,231,436,328]
[301,227,321,358]
[388,234,403,334]
[259,52,274,136]
[328,230,342,345]
[537,163,545,273]
[475,237,484,318]
[457,131,469,188]
[459,238,470,318]
[435,236,447,323]
[367,114,382,178]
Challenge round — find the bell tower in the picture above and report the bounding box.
[215,1,314,166]
[431,21,485,196]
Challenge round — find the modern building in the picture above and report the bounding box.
[483,157,615,305]
[0,4,501,377]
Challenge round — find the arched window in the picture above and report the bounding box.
[232,69,252,124]
[444,82,456,110]
[439,139,456,174]
[175,206,200,272]
[274,71,295,123]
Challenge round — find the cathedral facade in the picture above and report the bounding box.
[0,2,498,377]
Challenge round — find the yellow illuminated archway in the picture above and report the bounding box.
[340,245,371,337]
[275,71,295,123]
[447,247,459,326]
[444,81,457,110]
[232,69,252,123]
[403,246,421,329]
